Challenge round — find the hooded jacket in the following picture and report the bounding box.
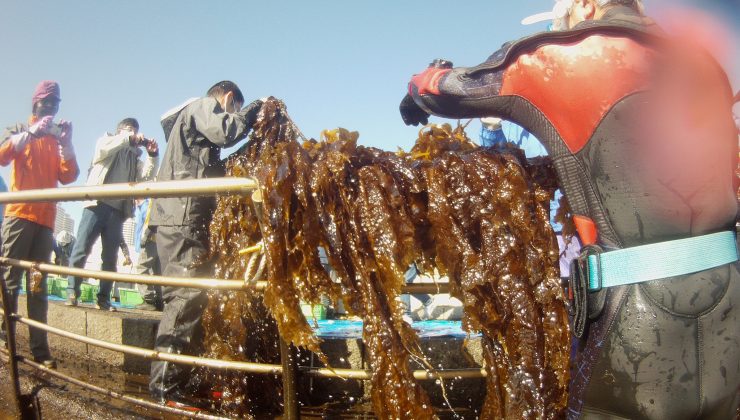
[0,117,79,229]
[82,131,159,218]
[149,96,262,227]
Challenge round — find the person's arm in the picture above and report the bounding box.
[56,121,79,185]
[91,131,132,165]
[0,120,53,165]
[136,142,159,182]
[120,241,132,266]
[191,97,263,148]
[402,47,516,125]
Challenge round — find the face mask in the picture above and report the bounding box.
[222,95,239,113]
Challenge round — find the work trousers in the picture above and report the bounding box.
[0,217,53,361]
[67,204,123,304]
[149,225,210,400]
[134,231,162,307]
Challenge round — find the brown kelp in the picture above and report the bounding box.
[201,98,569,419]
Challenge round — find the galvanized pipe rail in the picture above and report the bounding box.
[0,176,475,419]
[1,310,283,373]
[0,177,259,203]
[0,257,250,291]
[2,308,485,380]
[0,257,451,294]
[0,349,229,420]
[0,177,262,418]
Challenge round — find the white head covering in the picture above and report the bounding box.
[521,0,574,28]
[55,230,74,245]
[521,0,642,29]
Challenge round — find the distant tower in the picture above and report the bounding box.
[54,204,75,237]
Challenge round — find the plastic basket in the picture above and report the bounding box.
[79,283,96,303]
[118,288,144,307]
[55,278,68,298]
[47,277,68,298]
[301,303,327,320]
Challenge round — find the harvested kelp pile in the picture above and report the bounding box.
[202,98,569,419]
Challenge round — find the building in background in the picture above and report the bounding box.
[53,204,75,238]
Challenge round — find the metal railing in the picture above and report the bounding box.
[0,257,451,294]
[0,178,477,419]
[0,178,259,203]
[0,349,230,420]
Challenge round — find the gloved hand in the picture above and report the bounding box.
[145,138,159,157]
[57,120,73,146]
[399,94,429,126]
[28,116,53,137]
[129,133,145,147]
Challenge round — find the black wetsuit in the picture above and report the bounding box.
[404,7,739,419]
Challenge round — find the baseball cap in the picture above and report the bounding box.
[32,80,61,106]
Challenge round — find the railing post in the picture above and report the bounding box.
[0,278,40,419]
[280,339,300,419]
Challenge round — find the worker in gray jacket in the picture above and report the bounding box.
[148,80,263,406]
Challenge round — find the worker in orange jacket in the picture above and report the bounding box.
[0,80,79,369]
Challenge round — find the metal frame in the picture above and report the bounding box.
[2,308,485,380]
[0,178,259,203]
[0,258,451,294]
[0,349,229,420]
[0,177,480,419]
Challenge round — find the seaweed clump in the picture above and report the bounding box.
[201,98,570,419]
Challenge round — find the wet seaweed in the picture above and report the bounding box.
[200,98,569,419]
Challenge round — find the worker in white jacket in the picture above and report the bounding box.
[66,118,159,310]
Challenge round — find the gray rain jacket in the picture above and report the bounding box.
[149,96,262,227]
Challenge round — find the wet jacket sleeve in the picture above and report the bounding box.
[191,97,263,148]
[407,46,513,120]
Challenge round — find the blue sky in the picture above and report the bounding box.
[1,0,738,231]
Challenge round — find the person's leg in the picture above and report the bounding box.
[134,238,157,298]
[67,207,105,302]
[150,235,163,309]
[150,286,208,399]
[0,218,34,333]
[97,206,123,309]
[149,225,210,401]
[26,225,53,362]
[1,218,34,295]
[134,238,163,310]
